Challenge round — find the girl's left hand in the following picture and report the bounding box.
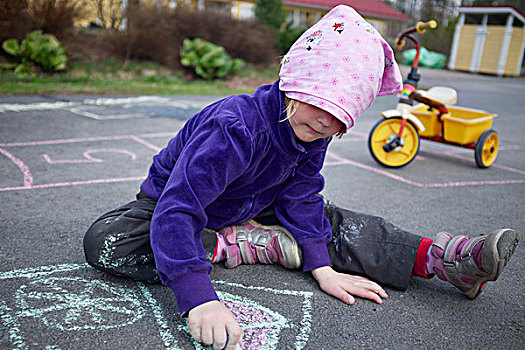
[311,266,388,305]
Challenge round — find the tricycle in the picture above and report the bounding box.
[368,20,499,168]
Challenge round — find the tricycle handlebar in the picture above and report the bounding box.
[416,20,437,33]
[394,20,438,50]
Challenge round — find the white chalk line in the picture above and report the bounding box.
[15,277,146,331]
[137,283,180,350]
[0,96,214,120]
[1,264,177,349]
[1,264,314,349]
[0,299,29,350]
[0,263,89,280]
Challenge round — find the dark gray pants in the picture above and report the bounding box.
[83,192,422,290]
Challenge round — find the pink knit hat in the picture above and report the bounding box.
[279,5,403,130]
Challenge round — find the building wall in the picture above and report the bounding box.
[478,26,506,74]
[454,25,477,71]
[504,27,524,76]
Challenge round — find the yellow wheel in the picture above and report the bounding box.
[368,117,420,168]
[475,129,499,168]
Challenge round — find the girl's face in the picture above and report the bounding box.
[288,102,345,142]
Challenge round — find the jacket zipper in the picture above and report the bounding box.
[291,148,325,178]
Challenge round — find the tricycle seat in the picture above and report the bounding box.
[418,86,457,105]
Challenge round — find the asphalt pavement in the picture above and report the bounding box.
[1,67,524,349]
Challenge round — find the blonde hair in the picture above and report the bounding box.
[283,96,300,122]
[282,97,346,138]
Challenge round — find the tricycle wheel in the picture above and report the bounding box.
[475,129,499,168]
[368,117,420,168]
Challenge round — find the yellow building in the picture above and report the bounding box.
[448,6,525,76]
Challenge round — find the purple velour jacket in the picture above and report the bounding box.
[140,80,333,315]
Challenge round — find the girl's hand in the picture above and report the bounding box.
[311,266,388,305]
[188,300,243,350]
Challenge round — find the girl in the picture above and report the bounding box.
[83,6,519,350]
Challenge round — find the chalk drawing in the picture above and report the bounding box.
[0,299,29,350]
[0,133,171,192]
[1,131,523,193]
[0,146,33,187]
[15,276,146,331]
[68,106,147,120]
[213,281,313,350]
[137,283,179,350]
[43,148,137,164]
[1,264,314,350]
[0,96,218,120]
[325,150,525,188]
[0,101,79,113]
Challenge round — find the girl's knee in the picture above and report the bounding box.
[83,218,119,268]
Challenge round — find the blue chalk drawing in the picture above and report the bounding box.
[0,264,313,350]
[15,276,146,331]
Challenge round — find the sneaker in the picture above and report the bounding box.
[219,220,302,269]
[430,229,520,299]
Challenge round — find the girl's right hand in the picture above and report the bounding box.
[311,266,388,305]
[188,300,243,350]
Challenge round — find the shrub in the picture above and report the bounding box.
[105,6,279,70]
[0,0,35,44]
[26,0,85,39]
[180,38,244,79]
[255,0,285,29]
[2,30,68,74]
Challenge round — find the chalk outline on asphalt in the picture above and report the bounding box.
[0,97,215,120]
[0,263,313,350]
[0,132,524,192]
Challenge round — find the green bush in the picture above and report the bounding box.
[180,38,245,80]
[2,30,68,74]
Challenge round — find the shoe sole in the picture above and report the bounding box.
[465,228,520,299]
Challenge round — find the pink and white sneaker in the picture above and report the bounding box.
[430,228,520,299]
[219,220,303,269]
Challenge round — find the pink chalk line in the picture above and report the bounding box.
[43,149,137,164]
[0,132,175,147]
[129,136,162,152]
[420,148,525,176]
[333,130,368,143]
[0,147,33,188]
[0,176,146,192]
[325,151,525,188]
[0,133,172,192]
